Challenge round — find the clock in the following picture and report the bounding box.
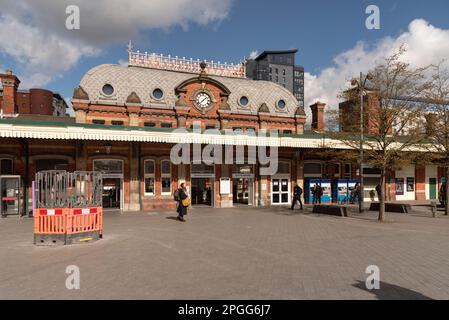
[196,92,211,109]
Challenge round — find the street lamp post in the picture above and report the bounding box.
[359,72,365,214]
[352,72,371,213]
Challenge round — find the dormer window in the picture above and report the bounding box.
[102,84,114,96]
[152,88,164,100]
[239,96,249,107]
[277,99,286,109]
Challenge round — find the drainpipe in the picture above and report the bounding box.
[23,139,29,217]
[137,142,142,211]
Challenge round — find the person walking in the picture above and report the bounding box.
[312,183,320,204]
[291,183,303,210]
[317,184,323,204]
[176,183,189,222]
[375,183,382,201]
[352,182,360,204]
[439,183,446,208]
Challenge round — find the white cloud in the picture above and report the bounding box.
[64,97,75,117]
[0,0,233,87]
[248,50,259,60]
[304,19,449,124]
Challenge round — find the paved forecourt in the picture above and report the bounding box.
[1,205,449,299]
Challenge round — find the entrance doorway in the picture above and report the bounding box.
[191,178,213,206]
[94,159,124,210]
[232,165,255,206]
[102,178,122,209]
[0,176,20,216]
[429,178,437,200]
[191,164,215,207]
[271,177,290,205]
[233,178,254,205]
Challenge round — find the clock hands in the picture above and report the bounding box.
[198,96,207,105]
[197,94,210,107]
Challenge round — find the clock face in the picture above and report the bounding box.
[196,92,211,109]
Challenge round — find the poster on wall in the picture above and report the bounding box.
[220,178,231,195]
[348,180,358,198]
[320,180,332,202]
[337,181,348,202]
[407,177,415,192]
[396,178,404,195]
[308,179,320,203]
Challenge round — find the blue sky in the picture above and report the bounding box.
[1,0,449,111]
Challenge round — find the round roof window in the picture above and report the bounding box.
[277,99,286,109]
[152,88,164,100]
[239,96,249,107]
[102,84,114,96]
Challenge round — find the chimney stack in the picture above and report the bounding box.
[0,70,21,114]
[310,101,326,131]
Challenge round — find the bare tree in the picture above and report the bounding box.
[423,63,449,215]
[332,48,429,221]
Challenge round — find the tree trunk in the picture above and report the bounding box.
[443,167,449,216]
[378,170,386,222]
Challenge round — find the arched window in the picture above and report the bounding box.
[0,158,13,175]
[35,159,68,172]
[304,162,323,178]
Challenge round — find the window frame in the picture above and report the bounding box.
[0,158,14,175]
[101,84,114,96]
[151,88,165,101]
[144,159,156,197]
[161,160,172,196]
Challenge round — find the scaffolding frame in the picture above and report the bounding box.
[35,171,102,209]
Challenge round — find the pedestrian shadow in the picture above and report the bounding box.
[166,217,180,222]
[353,280,433,300]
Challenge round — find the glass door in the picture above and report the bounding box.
[429,178,437,200]
[271,177,290,205]
[0,176,20,216]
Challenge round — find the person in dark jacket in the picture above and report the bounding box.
[177,183,189,222]
[375,184,382,201]
[312,184,319,204]
[313,184,322,204]
[440,183,447,208]
[291,183,303,210]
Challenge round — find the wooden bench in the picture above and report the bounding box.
[369,202,412,214]
[312,205,349,217]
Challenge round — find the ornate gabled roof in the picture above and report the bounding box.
[73,86,89,100]
[126,91,142,104]
[258,103,270,113]
[295,107,306,117]
[77,64,303,117]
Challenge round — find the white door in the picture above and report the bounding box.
[272,177,290,205]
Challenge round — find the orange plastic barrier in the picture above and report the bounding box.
[34,207,103,245]
[67,207,103,236]
[34,208,68,234]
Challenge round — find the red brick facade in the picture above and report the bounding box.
[0,71,67,117]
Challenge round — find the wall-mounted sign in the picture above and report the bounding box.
[220,177,231,195]
[396,178,404,195]
[191,173,215,179]
[233,173,254,179]
[407,177,415,192]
